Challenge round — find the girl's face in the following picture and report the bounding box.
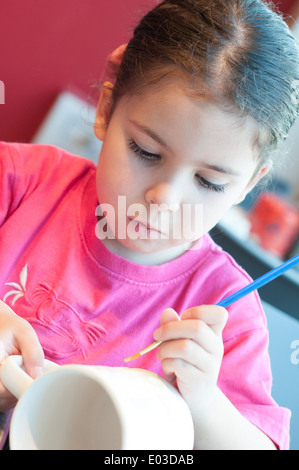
[94,80,267,265]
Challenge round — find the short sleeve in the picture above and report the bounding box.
[0,141,94,227]
[0,141,17,226]
[219,314,291,450]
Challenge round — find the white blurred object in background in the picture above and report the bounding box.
[32,91,102,165]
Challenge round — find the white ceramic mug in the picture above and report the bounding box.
[0,355,194,450]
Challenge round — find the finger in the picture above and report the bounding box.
[154,307,181,342]
[0,335,20,364]
[0,341,8,364]
[0,367,18,411]
[160,357,201,385]
[155,318,219,354]
[15,320,44,379]
[160,308,181,325]
[158,337,212,372]
[181,305,228,335]
[154,308,180,340]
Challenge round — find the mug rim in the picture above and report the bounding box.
[9,365,126,450]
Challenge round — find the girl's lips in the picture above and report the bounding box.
[143,221,161,233]
[128,217,166,238]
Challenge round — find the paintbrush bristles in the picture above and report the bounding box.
[124,353,140,363]
[124,340,162,362]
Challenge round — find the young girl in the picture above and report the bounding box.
[0,0,298,450]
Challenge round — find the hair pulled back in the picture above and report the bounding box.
[107,0,299,162]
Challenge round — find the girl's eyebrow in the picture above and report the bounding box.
[129,119,172,151]
[203,163,241,176]
[129,119,241,176]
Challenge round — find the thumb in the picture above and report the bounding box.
[160,308,181,325]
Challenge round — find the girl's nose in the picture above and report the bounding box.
[145,183,181,212]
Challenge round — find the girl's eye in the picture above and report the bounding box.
[128,139,160,162]
[196,175,226,193]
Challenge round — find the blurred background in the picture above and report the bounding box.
[1,0,299,450]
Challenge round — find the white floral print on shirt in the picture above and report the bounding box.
[3,265,27,306]
[2,264,107,362]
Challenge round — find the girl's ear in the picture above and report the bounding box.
[234,163,272,205]
[94,82,114,141]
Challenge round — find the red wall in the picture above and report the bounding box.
[0,0,156,143]
[0,0,296,143]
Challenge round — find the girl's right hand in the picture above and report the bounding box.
[0,301,44,412]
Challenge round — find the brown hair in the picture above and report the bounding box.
[105,0,299,163]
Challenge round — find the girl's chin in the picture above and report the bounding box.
[107,237,196,265]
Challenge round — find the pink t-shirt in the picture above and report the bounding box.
[0,141,290,449]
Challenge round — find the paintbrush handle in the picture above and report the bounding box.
[124,254,299,362]
[217,253,299,309]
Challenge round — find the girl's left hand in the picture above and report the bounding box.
[153,306,228,416]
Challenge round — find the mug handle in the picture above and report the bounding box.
[0,355,59,400]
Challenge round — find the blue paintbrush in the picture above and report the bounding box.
[124,254,299,362]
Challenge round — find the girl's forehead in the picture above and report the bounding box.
[114,81,259,175]
[121,81,257,148]
[121,80,242,122]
